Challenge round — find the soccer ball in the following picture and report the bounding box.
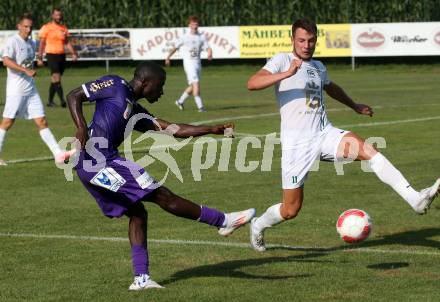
[336,209,372,243]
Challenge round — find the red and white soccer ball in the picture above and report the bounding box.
[336,209,372,243]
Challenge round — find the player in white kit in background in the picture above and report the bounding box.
[247,19,440,252]
[165,15,212,112]
[0,13,74,166]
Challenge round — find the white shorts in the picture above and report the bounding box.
[3,91,45,120]
[183,61,201,85]
[281,126,350,189]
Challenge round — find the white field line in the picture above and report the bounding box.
[0,232,439,257]
[234,115,440,137]
[191,103,440,125]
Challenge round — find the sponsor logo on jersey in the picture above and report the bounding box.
[89,79,114,93]
[292,176,298,183]
[90,167,126,192]
[307,69,317,78]
[135,172,155,189]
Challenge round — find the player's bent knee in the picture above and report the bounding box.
[357,143,377,161]
[281,204,302,220]
[0,119,14,130]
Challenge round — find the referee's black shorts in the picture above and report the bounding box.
[46,53,66,75]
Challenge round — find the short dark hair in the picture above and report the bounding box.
[188,15,199,24]
[19,12,33,23]
[292,19,317,37]
[134,61,165,82]
[52,7,62,13]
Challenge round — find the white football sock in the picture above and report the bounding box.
[253,203,284,233]
[0,128,6,153]
[177,92,190,104]
[39,128,62,157]
[369,153,420,207]
[194,96,204,109]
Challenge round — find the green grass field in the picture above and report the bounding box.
[0,63,439,302]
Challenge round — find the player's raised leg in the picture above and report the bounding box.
[338,132,440,214]
[145,186,255,236]
[33,116,76,164]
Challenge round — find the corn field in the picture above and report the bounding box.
[1,0,439,29]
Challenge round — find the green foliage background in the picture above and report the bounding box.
[1,0,439,29]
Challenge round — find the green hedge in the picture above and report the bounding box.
[1,0,439,30]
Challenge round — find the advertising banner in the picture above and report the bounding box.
[239,24,351,58]
[0,31,20,57]
[130,26,240,60]
[239,25,292,58]
[315,24,351,57]
[0,29,131,60]
[69,29,131,59]
[352,22,440,56]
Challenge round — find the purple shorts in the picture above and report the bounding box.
[76,156,157,218]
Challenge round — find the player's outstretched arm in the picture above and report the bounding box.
[66,87,89,148]
[324,82,374,117]
[155,118,234,138]
[247,59,302,91]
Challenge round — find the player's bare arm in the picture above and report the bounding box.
[37,38,45,66]
[207,47,213,60]
[324,82,374,117]
[66,87,89,148]
[154,118,234,138]
[165,47,178,66]
[2,56,36,77]
[247,59,302,90]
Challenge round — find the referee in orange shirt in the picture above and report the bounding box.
[37,8,77,107]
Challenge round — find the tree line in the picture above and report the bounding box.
[1,0,439,30]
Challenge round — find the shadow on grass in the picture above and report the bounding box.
[160,253,326,285]
[270,227,440,253]
[367,262,409,270]
[161,228,439,285]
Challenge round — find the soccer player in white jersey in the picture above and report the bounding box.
[165,15,212,112]
[0,13,74,166]
[247,19,440,252]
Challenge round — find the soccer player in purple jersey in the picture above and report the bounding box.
[66,61,255,290]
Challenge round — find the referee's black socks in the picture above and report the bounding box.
[49,82,66,107]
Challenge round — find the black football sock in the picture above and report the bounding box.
[53,82,66,105]
[48,83,56,104]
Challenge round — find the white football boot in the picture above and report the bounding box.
[55,148,77,165]
[175,100,184,111]
[218,208,256,236]
[250,217,266,252]
[128,274,164,291]
[0,158,7,166]
[413,178,440,215]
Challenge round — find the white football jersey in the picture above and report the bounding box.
[263,52,332,149]
[175,32,209,63]
[2,34,36,96]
